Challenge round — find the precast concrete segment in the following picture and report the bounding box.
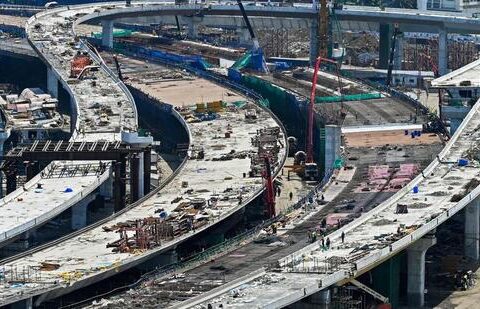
[182,95,480,307]
[0,3,140,247]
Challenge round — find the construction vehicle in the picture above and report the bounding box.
[70,51,93,78]
[229,0,268,72]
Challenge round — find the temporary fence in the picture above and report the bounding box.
[91,29,133,40]
[315,92,382,103]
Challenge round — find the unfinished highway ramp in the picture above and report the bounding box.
[0,2,287,307]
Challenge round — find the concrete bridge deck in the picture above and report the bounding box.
[0,4,140,248]
[179,88,480,309]
[0,2,288,307]
[1,1,480,307]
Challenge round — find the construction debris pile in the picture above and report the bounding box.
[105,218,174,253]
[27,8,137,135]
[250,126,283,177]
[103,103,284,254]
[126,68,193,85]
[0,87,64,130]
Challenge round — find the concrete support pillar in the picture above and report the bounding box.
[99,169,114,200]
[465,199,480,260]
[185,17,200,39]
[438,29,448,76]
[407,234,437,307]
[417,0,427,10]
[6,169,17,194]
[379,23,392,70]
[309,18,319,64]
[71,195,94,230]
[324,125,342,174]
[130,154,140,202]
[11,297,32,309]
[46,67,58,98]
[236,27,251,45]
[114,158,126,212]
[289,288,330,309]
[101,20,114,49]
[8,230,35,254]
[26,161,39,182]
[143,148,151,195]
[138,152,144,199]
[311,289,331,304]
[394,35,403,70]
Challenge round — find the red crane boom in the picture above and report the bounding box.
[307,56,337,164]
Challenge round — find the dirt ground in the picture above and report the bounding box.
[435,269,480,309]
[0,14,27,28]
[344,130,442,148]
[128,78,245,107]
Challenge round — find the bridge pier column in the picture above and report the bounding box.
[378,23,392,70]
[143,147,151,195]
[309,18,319,64]
[289,288,331,308]
[101,20,114,49]
[6,168,17,195]
[99,168,113,200]
[11,297,32,309]
[130,154,140,202]
[25,161,40,182]
[185,17,200,39]
[438,29,448,76]
[236,27,251,45]
[407,233,436,307]
[465,198,480,260]
[71,194,95,230]
[114,158,126,212]
[46,67,58,98]
[394,34,403,70]
[417,0,427,10]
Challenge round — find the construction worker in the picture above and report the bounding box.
[341,231,345,243]
[289,192,293,201]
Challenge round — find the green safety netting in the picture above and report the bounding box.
[231,52,252,70]
[315,93,382,103]
[333,158,344,169]
[92,29,134,39]
[232,101,247,108]
[449,99,464,106]
[259,99,270,108]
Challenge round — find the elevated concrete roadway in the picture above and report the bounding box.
[179,76,480,308]
[2,2,480,308]
[0,2,287,307]
[0,4,140,249]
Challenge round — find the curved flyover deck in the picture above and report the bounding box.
[0,94,286,307]
[0,3,287,307]
[181,96,480,308]
[0,5,137,246]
